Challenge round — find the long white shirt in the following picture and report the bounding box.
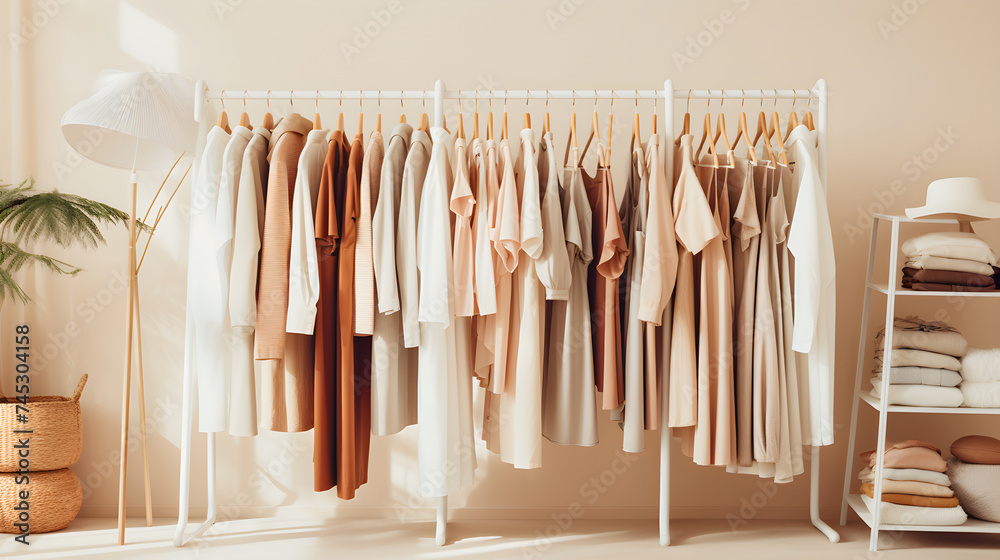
[397,129,432,349]
[416,126,476,497]
[786,124,835,447]
[185,125,230,433]
[286,128,331,334]
[227,126,269,436]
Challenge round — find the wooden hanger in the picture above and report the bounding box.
[564,95,580,168]
[731,90,758,166]
[695,95,712,158]
[651,91,658,136]
[767,99,790,167]
[313,91,322,130]
[357,93,364,136]
[501,90,508,140]
[216,90,231,134]
[261,90,274,130]
[523,91,531,130]
[784,89,800,142]
[751,92,777,168]
[486,92,494,141]
[630,90,641,154]
[376,91,382,134]
[682,90,692,135]
[457,90,466,140]
[239,90,251,130]
[579,91,603,165]
[543,90,551,135]
[418,90,430,133]
[695,113,720,169]
[337,91,345,133]
[803,90,815,131]
[398,90,406,124]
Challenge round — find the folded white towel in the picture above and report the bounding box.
[902,231,999,265]
[860,495,967,526]
[959,381,1000,408]
[871,367,963,387]
[871,384,965,407]
[858,466,952,487]
[874,348,962,371]
[960,348,1000,383]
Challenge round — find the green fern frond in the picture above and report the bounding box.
[0,242,82,303]
[0,189,138,248]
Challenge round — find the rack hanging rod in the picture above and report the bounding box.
[202,88,818,101]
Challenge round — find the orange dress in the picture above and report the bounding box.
[313,130,347,491]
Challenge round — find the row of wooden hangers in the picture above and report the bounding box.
[214,88,813,171]
[688,89,816,169]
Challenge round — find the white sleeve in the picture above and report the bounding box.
[285,159,321,334]
[229,148,262,328]
[397,150,422,347]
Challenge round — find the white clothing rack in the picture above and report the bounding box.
[176,79,836,549]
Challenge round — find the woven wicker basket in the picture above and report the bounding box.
[0,468,82,533]
[0,375,87,472]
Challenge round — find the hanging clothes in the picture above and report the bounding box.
[417,125,476,496]
[667,134,717,430]
[542,142,598,447]
[751,165,781,465]
[313,129,348,492]
[637,133,678,432]
[676,156,735,467]
[229,125,271,437]
[355,130,383,337]
[371,122,416,436]
[471,136,498,388]
[397,128,432,350]
[185,125,230,434]
[452,135,476,317]
[335,133,371,499]
[617,139,650,453]
[583,145,629,411]
[256,113,314,433]
[213,125,252,436]
[786,124,836,447]
[726,157,760,468]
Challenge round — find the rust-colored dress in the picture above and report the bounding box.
[583,148,629,410]
[337,134,371,499]
[314,131,347,492]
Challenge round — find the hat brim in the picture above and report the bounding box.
[905,201,1000,222]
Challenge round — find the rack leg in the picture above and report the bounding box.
[659,78,674,548]
[809,446,839,542]
[841,218,879,525]
[435,496,447,546]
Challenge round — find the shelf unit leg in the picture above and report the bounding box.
[841,218,880,526]
[435,497,447,546]
[869,217,901,552]
[658,78,673,548]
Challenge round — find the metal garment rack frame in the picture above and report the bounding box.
[175,79,835,548]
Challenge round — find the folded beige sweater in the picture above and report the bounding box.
[875,317,969,357]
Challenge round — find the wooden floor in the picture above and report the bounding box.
[2,516,999,559]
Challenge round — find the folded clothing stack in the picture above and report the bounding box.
[859,440,967,526]
[901,231,999,291]
[947,435,1000,523]
[871,316,966,407]
[959,349,1000,408]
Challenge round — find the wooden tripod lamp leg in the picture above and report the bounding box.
[133,278,153,526]
[117,177,138,545]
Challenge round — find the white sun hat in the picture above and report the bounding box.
[905,177,1000,222]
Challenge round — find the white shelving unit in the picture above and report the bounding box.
[839,213,1000,551]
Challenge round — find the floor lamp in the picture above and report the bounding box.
[61,70,197,545]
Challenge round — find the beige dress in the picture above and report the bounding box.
[677,159,736,466]
[668,135,718,430]
[752,167,781,465]
[472,138,499,387]
[542,144,598,446]
[256,113,315,432]
[618,142,649,453]
[371,122,416,436]
[726,157,760,468]
[637,134,678,431]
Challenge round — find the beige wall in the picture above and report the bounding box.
[3,0,1000,525]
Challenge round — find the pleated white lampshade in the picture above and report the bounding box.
[62,70,198,170]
